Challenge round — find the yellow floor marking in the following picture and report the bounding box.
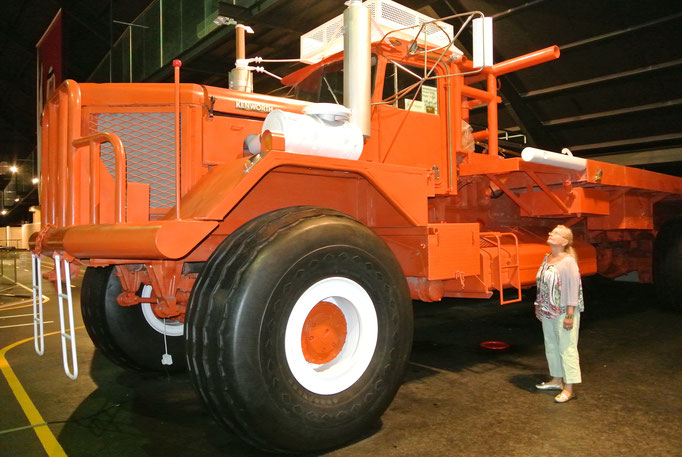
[1,299,36,310]
[0,303,34,311]
[0,297,50,312]
[0,321,54,329]
[0,328,83,456]
[0,313,36,319]
[0,331,70,456]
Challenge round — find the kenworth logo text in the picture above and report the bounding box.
[235,101,275,113]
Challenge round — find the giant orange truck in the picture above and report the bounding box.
[30,0,682,453]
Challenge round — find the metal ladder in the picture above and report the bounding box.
[31,253,79,380]
[480,232,522,305]
[31,254,44,356]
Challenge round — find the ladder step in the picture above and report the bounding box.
[62,333,73,341]
[58,293,69,299]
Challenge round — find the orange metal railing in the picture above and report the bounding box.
[459,46,560,157]
[480,232,522,305]
[72,133,128,224]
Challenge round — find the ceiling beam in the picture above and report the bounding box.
[543,98,682,127]
[491,0,546,20]
[588,148,682,166]
[523,58,682,99]
[560,12,682,52]
[569,133,682,153]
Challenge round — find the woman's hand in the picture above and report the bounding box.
[563,315,574,330]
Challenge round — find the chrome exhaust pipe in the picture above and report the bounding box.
[343,0,371,138]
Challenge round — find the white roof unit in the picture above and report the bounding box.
[300,0,461,64]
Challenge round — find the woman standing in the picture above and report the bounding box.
[534,225,584,403]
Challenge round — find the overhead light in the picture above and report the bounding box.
[1,210,7,215]
[214,15,237,26]
[214,2,250,26]
[9,165,18,173]
[32,177,40,184]
[14,198,19,202]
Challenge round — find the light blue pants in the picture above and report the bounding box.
[541,312,582,384]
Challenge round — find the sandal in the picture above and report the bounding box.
[536,382,563,391]
[554,390,576,403]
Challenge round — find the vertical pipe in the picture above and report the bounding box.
[173,59,182,220]
[89,141,99,224]
[487,73,498,156]
[235,24,246,61]
[446,83,453,192]
[113,137,126,223]
[452,74,463,192]
[57,90,68,226]
[109,0,113,82]
[128,26,133,82]
[41,110,51,225]
[230,25,253,92]
[48,101,57,226]
[343,0,371,138]
[159,0,164,67]
[67,88,76,225]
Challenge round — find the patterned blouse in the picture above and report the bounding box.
[535,254,584,320]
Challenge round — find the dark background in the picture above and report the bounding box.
[1,0,681,224]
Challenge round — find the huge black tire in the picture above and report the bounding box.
[185,207,413,453]
[81,265,187,372]
[653,217,682,311]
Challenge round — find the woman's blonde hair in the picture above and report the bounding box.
[554,225,577,260]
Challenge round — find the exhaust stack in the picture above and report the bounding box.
[230,24,254,92]
[343,0,371,138]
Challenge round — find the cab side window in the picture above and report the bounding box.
[295,56,378,104]
[382,62,438,114]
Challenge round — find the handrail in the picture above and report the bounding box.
[458,45,560,156]
[72,132,128,224]
[173,59,182,220]
[480,231,521,305]
[464,46,560,84]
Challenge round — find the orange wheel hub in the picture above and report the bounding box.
[301,301,347,364]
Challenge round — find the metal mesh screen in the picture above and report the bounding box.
[480,237,498,248]
[90,112,176,209]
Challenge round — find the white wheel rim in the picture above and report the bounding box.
[140,285,184,337]
[284,277,378,395]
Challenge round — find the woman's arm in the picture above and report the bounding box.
[559,259,580,329]
[559,258,581,309]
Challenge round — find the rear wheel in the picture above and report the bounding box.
[653,217,682,311]
[185,207,413,453]
[81,266,186,371]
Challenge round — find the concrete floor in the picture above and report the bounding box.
[0,251,680,457]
